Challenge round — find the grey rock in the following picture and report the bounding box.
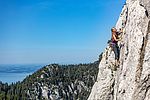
[88,0,150,100]
[139,0,150,18]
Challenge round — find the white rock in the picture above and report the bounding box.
[88,0,150,100]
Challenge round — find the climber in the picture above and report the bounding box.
[111,27,122,66]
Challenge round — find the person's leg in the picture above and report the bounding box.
[113,44,118,60]
[117,45,120,60]
[113,44,119,66]
[116,45,120,66]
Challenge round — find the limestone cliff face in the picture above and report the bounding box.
[88,0,150,100]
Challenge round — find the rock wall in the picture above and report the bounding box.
[88,0,150,100]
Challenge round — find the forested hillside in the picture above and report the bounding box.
[0,54,102,100]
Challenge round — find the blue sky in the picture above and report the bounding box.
[0,0,125,64]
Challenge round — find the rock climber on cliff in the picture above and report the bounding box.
[111,27,122,66]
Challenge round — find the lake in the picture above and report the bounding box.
[0,64,44,84]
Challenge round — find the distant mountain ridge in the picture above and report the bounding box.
[0,54,102,100]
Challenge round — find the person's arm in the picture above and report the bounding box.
[118,28,124,40]
[113,34,121,41]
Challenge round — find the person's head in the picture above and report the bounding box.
[111,27,117,33]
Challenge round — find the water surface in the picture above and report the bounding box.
[0,64,43,84]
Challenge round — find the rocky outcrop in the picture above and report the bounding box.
[25,64,98,100]
[88,0,150,100]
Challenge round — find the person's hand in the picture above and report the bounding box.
[119,38,122,41]
[117,38,122,41]
[119,28,123,33]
